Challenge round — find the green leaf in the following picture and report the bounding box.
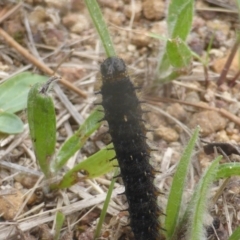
[0,72,47,113]
[51,108,104,173]
[27,82,56,177]
[94,169,118,239]
[156,71,180,84]
[157,0,194,83]
[229,226,240,240]
[216,163,240,179]
[188,156,221,240]
[54,211,65,240]
[167,0,194,40]
[54,144,116,189]
[0,112,24,134]
[147,32,167,41]
[165,127,199,239]
[157,50,173,79]
[84,0,116,57]
[166,38,192,68]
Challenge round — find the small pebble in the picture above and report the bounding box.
[166,103,187,122]
[155,125,179,142]
[142,0,165,20]
[189,110,227,136]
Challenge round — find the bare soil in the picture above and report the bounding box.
[0,0,240,239]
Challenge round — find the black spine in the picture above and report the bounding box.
[100,57,161,240]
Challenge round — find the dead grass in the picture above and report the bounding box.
[0,0,240,239]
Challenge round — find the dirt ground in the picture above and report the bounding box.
[0,0,240,239]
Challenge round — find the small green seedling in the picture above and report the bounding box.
[27,76,58,177]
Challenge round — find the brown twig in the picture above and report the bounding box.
[228,69,240,87]
[145,96,240,126]
[0,7,11,23]
[0,27,87,98]
[217,36,240,86]
[203,64,209,87]
[0,2,23,24]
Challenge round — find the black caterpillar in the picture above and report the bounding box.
[100,57,162,240]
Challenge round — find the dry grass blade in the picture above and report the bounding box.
[0,190,118,239]
[0,28,87,98]
[145,96,240,127]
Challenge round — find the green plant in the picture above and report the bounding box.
[0,72,47,134]
[27,77,117,183]
[54,211,65,240]
[156,0,194,83]
[165,127,199,238]
[24,0,240,239]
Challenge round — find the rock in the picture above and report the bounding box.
[46,0,69,9]
[58,67,85,83]
[62,13,89,34]
[28,6,60,26]
[166,103,187,122]
[155,125,179,142]
[215,130,229,142]
[147,112,166,128]
[188,32,204,56]
[131,29,151,47]
[212,50,239,75]
[142,0,165,20]
[103,8,126,25]
[230,134,240,143]
[150,21,167,37]
[127,44,136,52]
[98,0,121,10]
[184,91,200,111]
[206,19,231,38]
[189,110,227,136]
[229,102,240,115]
[14,173,39,188]
[0,189,23,220]
[28,6,48,26]
[41,28,65,46]
[198,152,212,169]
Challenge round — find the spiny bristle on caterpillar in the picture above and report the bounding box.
[148,147,158,152]
[141,110,151,114]
[96,130,110,139]
[109,156,117,161]
[93,102,103,106]
[136,117,147,123]
[133,86,142,91]
[94,90,102,95]
[117,191,126,196]
[120,207,129,212]
[106,147,115,151]
[113,173,122,178]
[97,117,106,123]
[138,100,146,104]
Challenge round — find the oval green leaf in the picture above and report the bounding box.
[216,163,240,180]
[27,82,56,177]
[165,127,199,239]
[167,0,194,40]
[0,72,47,113]
[166,38,192,68]
[0,112,24,134]
[54,144,117,189]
